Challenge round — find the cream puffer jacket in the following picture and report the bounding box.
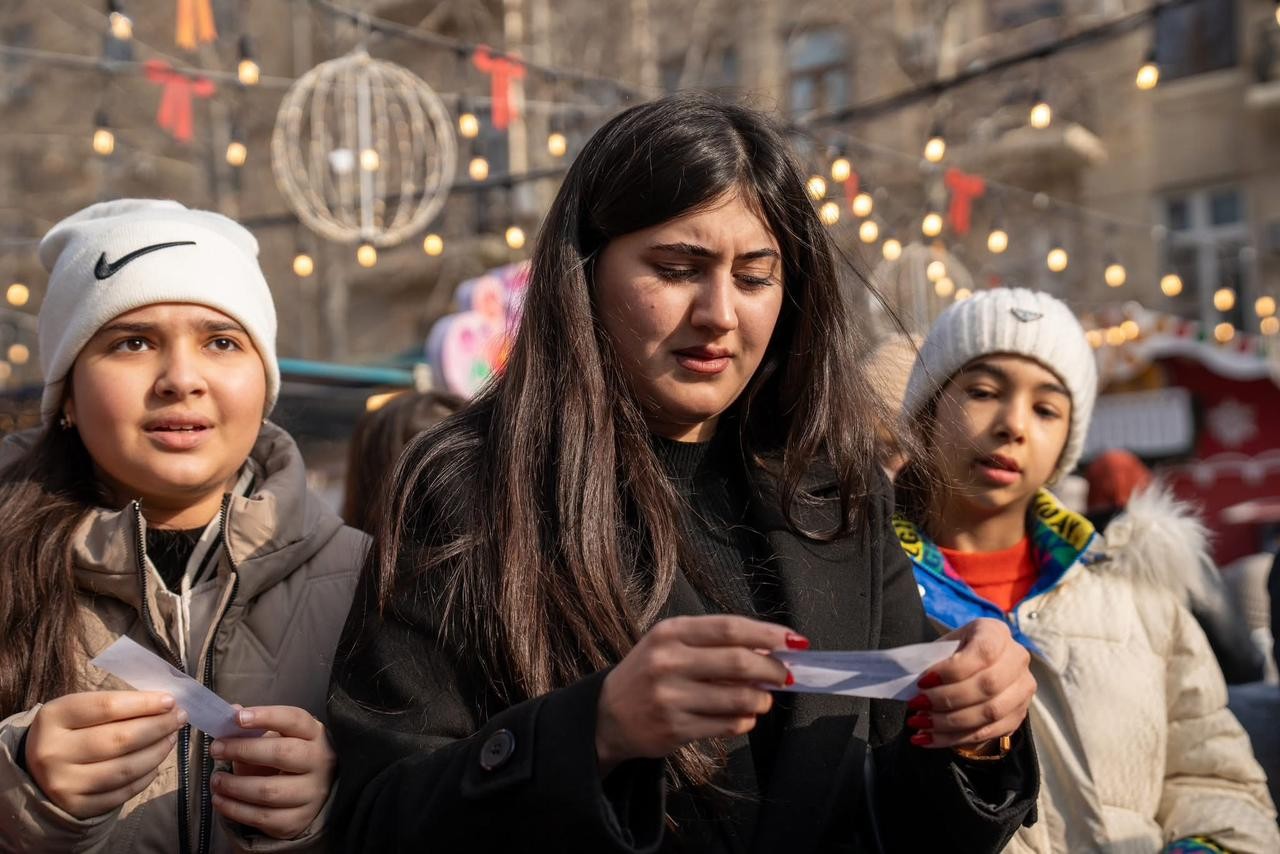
[0,422,368,854]
[898,488,1280,854]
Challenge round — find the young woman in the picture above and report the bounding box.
[0,200,367,853]
[329,93,1039,852]
[895,288,1280,853]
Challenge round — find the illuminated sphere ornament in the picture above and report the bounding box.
[851,192,874,218]
[226,141,248,167]
[272,49,456,254]
[882,238,902,261]
[547,132,568,158]
[1213,287,1236,312]
[922,212,943,237]
[1121,320,1141,340]
[292,252,315,278]
[6,283,29,307]
[458,112,480,139]
[830,157,851,183]
[356,243,378,268]
[1047,246,1068,273]
[1104,262,1127,288]
[1105,327,1126,346]
[1262,316,1280,336]
[7,343,29,365]
[1136,59,1160,91]
[806,175,827,200]
[423,233,445,256]
[1256,296,1277,318]
[1086,329,1104,348]
[238,58,261,87]
[1214,322,1234,343]
[859,220,879,243]
[469,157,490,181]
[93,128,115,157]
[926,260,947,282]
[934,276,955,298]
[987,228,1009,254]
[1029,100,1052,130]
[924,134,946,164]
[1161,273,1183,297]
[505,226,526,250]
[819,202,840,226]
[109,11,133,41]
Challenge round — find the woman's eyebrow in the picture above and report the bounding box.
[648,242,779,262]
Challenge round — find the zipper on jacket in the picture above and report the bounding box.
[197,495,240,854]
[133,502,194,854]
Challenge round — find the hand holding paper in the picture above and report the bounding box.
[770,641,960,700]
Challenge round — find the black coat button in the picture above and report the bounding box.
[479,729,515,771]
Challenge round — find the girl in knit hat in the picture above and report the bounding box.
[896,287,1279,853]
[0,200,367,854]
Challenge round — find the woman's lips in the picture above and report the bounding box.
[144,422,214,451]
[673,348,732,375]
[974,454,1021,486]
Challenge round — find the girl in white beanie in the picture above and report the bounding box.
[895,287,1279,853]
[0,199,367,854]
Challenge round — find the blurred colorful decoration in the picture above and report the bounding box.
[271,49,456,249]
[175,0,217,51]
[473,46,526,130]
[944,168,985,236]
[425,262,530,396]
[144,61,216,143]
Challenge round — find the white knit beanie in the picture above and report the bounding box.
[36,199,279,423]
[902,288,1098,484]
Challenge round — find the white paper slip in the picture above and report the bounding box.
[770,640,960,700]
[89,636,263,740]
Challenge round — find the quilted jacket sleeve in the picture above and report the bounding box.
[1157,602,1280,854]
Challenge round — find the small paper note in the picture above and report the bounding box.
[90,636,262,739]
[770,640,960,700]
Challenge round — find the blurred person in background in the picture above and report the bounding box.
[896,288,1278,854]
[342,389,463,533]
[0,200,367,853]
[1086,449,1265,685]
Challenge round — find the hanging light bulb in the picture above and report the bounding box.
[1136,48,1160,91]
[934,276,956,298]
[1160,272,1183,297]
[356,243,377,268]
[806,175,827,200]
[923,124,946,163]
[859,220,879,243]
[1029,92,1052,129]
[423,233,445,256]
[1214,322,1235,343]
[107,1,133,40]
[1256,295,1277,318]
[237,36,260,86]
[830,156,851,183]
[1047,245,1069,273]
[1213,287,1236,312]
[547,131,568,158]
[6,283,29,307]
[359,148,381,172]
[922,212,944,237]
[926,260,947,282]
[226,138,247,167]
[987,226,1009,254]
[1104,258,1127,288]
[92,110,115,157]
[469,156,490,181]
[819,202,841,226]
[851,191,874,218]
[7,343,29,365]
[1262,316,1280,335]
[458,97,480,139]
[292,251,314,278]
[1121,320,1141,340]
[882,238,903,261]
[505,226,526,250]
[955,287,973,301]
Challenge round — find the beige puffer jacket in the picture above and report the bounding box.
[0,422,368,854]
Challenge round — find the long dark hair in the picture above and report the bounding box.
[367,92,892,786]
[0,425,100,717]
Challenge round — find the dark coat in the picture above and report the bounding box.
[327,450,1037,853]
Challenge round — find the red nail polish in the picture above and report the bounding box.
[906,714,932,729]
[785,633,810,651]
[917,671,943,690]
[907,694,933,711]
[785,671,795,686]
[910,732,933,747]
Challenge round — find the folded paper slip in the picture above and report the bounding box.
[770,640,960,700]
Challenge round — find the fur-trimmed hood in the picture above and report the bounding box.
[1094,484,1212,607]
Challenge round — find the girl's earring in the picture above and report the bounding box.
[59,413,73,430]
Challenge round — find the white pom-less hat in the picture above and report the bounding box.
[902,288,1098,484]
[36,199,279,423]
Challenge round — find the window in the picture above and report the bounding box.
[787,29,849,117]
[987,0,1064,29]
[1162,186,1252,329]
[1155,0,1238,82]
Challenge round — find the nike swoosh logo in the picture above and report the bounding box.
[94,241,197,280]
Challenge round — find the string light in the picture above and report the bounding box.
[423,233,445,256]
[237,36,260,86]
[882,238,902,261]
[987,226,1009,254]
[356,243,378,267]
[859,220,879,243]
[1047,245,1069,273]
[1160,273,1183,297]
[107,1,132,40]
[1213,287,1236,312]
[955,287,973,301]
[922,212,943,237]
[1105,326,1126,346]
[1214,322,1234,343]
[830,156,851,183]
[1086,329,1104,348]
[1256,295,1277,317]
[851,191,874,218]
[469,156,490,181]
[92,110,115,157]
[934,276,955,298]
[1104,258,1127,288]
[1029,92,1052,129]
[7,344,29,365]
[819,201,841,226]
[505,226,526,249]
[1136,48,1159,91]
[923,124,946,163]
[547,131,567,158]
[360,148,381,172]
[926,260,947,282]
[1262,316,1280,335]
[806,175,827,200]
[292,251,314,277]
[6,283,29,307]
[1121,320,1141,340]
[226,138,247,167]
[458,99,480,139]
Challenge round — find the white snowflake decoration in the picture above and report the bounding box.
[1206,398,1258,448]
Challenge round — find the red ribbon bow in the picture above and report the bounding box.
[144,60,216,143]
[944,168,986,236]
[473,46,526,130]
